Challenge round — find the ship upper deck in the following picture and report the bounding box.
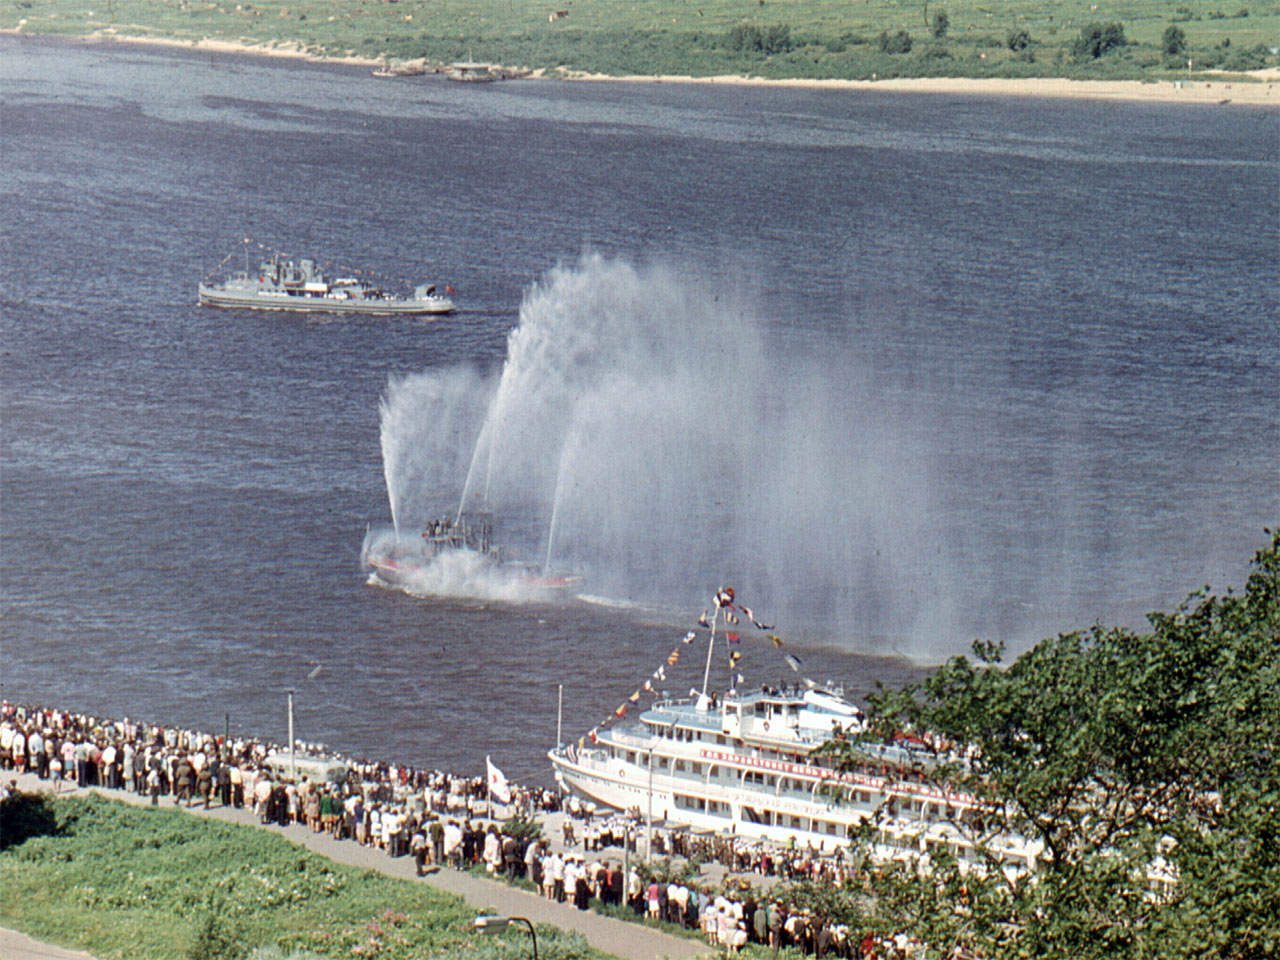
[603,685,866,754]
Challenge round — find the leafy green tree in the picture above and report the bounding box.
[1007,28,1031,52]
[1071,21,1128,59]
[1163,24,1188,55]
[821,529,1280,959]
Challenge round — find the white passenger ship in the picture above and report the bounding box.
[550,677,1041,871]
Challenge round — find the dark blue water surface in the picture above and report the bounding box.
[1,38,1277,782]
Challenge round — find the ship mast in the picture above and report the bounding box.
[698,596,721,708]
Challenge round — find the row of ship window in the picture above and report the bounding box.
[611,744,969,824]
[670,793,850,835]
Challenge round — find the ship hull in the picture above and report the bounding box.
[549,746,862,854]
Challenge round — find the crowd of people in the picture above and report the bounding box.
[1,700,925,958]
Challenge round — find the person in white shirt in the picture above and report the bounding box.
[483,826,502,873]
[552,851,567,902]
[443,820,463,868]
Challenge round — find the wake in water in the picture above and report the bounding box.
[373,254,945,643]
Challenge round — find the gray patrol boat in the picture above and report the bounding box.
[199,242,455,316]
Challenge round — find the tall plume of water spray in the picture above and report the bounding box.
[379,366,491,537]
[377,254,947,645]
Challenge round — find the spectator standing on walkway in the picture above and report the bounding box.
[197,763,213,807]
[430,818,444,865]
[444,820,463,868]
[411,825,428,875]
[175,755,194,805]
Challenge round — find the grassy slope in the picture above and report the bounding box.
[4,0,1278,80]
[0,793,604,960]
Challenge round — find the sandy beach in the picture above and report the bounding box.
[580,70,1280,106]
[8,28,1279,106]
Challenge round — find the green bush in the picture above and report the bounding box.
[188,911,248,960]
[1007,29,1031,52]
[877,29,913,54]
[501,812,543,842]
[724,22,793,55]
[1161,24,1186,55]
[1222,44,1269,70]
[931,8,949,39]
[0,791,61,850]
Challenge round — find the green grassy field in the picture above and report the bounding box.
[5,0,1278,80]
[0,792,605,960]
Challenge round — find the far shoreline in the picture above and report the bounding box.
[7,29,1280,107]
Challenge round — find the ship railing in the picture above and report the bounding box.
[569,748,611,770]
[608,730,655,748]
[649,696,698,712]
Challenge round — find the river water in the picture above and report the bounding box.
[1,38,1276,782]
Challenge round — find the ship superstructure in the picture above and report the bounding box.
[199,241,455,316]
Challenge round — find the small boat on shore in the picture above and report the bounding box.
[372,59,428,78]
[445,62,531,83]
[199,240,455,316]
[446,62,496,83]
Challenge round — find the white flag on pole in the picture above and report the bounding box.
[486,755,511,804]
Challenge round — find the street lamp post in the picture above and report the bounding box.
[645,717,677,863]
[286,689,296,783]
[474,915,537,959]
[646,739,654,862]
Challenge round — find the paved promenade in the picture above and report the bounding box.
[2,772,711,960]
[0,926,101,960]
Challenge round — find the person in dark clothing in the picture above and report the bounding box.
[272,784,290,826]
[174,757,195,806]
[196,765,213,808]
[216,761,231,806]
